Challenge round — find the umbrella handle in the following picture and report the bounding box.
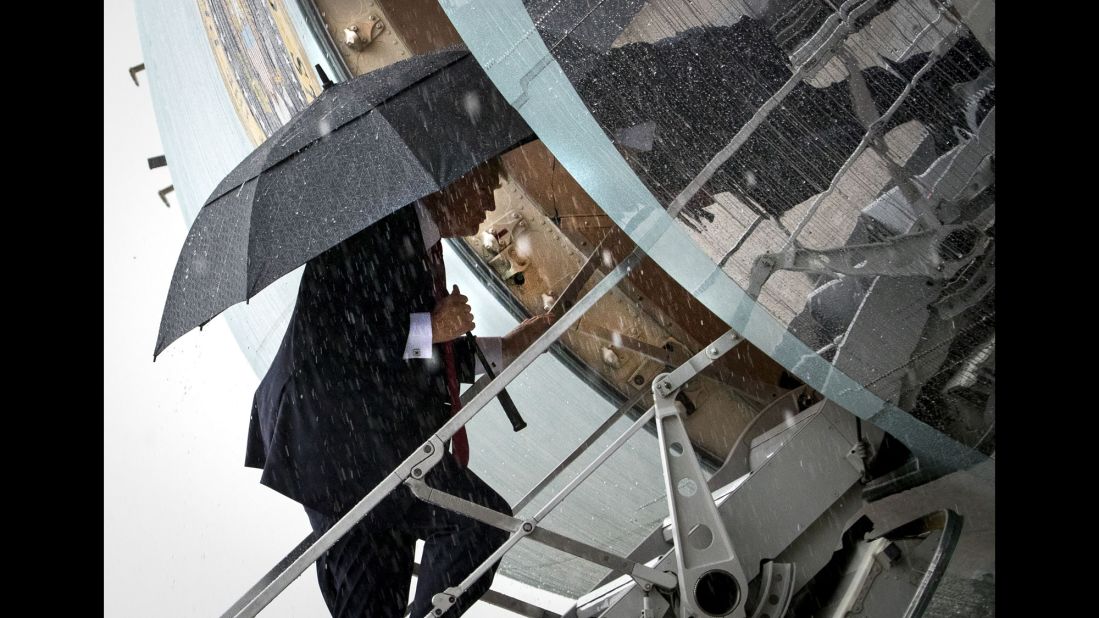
[466,333,527,432]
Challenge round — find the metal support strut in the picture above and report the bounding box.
[653,332,751,617]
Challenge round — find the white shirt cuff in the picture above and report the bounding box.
[402,313,434,360]
[474,337,504,375]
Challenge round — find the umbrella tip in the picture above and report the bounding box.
[316,64,335,91]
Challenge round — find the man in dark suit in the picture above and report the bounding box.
[245,159,554,617]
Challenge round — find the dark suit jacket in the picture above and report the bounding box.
[245,205,478,517]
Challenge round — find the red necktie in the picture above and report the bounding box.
[428,242,469,467]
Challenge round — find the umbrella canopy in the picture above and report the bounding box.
[155,47,532,357]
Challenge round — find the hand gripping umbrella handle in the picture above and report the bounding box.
[466,333,527,432]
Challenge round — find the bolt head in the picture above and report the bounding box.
[412,468,422,478]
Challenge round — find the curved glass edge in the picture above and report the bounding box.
[438,0,988,475]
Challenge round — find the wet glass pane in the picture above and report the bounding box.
[447,0,995,462]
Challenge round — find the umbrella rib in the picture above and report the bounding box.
[245,183,264,301]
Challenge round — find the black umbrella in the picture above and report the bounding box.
[154,47,532,357]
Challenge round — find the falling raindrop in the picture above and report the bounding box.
[514,234,532,258]
[462,91,482,121]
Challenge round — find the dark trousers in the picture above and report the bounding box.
[305,454,513,618]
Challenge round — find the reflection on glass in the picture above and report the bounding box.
[485,0,995,454]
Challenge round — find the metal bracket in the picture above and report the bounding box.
[655,330,744,397]
[651,330,750,617]
[653,379,749,617]
[129,63,145,86]
[488,245,530,281]
[482,210,531,281]
[428,585,467,617]
[482,209,528,254]
[343,16,384,50]
[158,185,175,208]
[639,586,654,618]
[408,436,446,481]
[747,223,987,298]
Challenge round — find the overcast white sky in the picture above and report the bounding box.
[103,2,532,615]
[103,2,332,614]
